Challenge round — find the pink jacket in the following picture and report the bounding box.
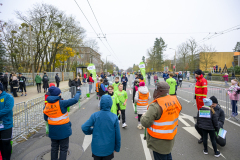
[84,74,87,79]
[228,85,240,100]
[222,75,228,81]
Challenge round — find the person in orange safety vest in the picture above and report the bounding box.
[43,86,81,160]
[141,82,182,159]
[134,81,151,130]
[195,69,208,111]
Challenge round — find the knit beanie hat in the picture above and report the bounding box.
[49,83,55,87]
[203,98,212,106]
[139,82,145,87]
[195,69,202,75]
[0,83,3,91]
[48,87,61,96]
[210,96,218,104]
[153,82,170,99]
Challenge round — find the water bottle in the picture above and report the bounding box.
[67,107,70,112]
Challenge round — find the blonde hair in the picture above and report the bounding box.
[98,79,104,88]
[232,79,240,86]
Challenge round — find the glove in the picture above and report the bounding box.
[194,95,196,99]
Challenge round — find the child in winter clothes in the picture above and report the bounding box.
[227,79,240,117]
[196,98,220,157]
[134,82,151,129]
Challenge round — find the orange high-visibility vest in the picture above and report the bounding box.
[43,101,70,125]
[96,82,99,92]
[137,92,149,106]
[147,95,182,140]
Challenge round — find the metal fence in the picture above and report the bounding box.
[177,83,239,121]
[12,83,96,143]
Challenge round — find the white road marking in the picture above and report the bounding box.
[140,134,153,160]
[178,117,191,127]
[132,103,135,111]
[225,118,240,127]
[82,135,92,151]
[183,127,226,159]
[128,85,130,87]
[129,90,132,94]
[177,96,190,103]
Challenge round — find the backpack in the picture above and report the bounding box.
[3,76,8,83]
[43,76,48,82]
[87,78,90,82]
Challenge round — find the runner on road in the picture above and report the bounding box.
[106,85,121,115]
[166,73,177,95]
[121,74,128,91]
[115,83,128,128]
[112,77,120,92]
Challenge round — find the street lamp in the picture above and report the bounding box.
[169,48,176,72]
[106,55,111,74]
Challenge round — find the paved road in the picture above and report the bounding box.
[12,76,240,160]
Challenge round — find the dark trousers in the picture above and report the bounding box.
[3,83,8,91]
[92,153,114,160]
[19,83,26,93]
[37,83,41,92]
[51,137,69,160]
[13,88,18,97]
[118,110,126,123]
[153,151,172,160]
[138,114,142,122]
[195,124,226,147]
[56,82,60,88]
[202,129,218,153]
[231,100,238,114]
[0,128,12,160]
[123,85,127,91]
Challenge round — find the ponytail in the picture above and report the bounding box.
[211,108,215,114]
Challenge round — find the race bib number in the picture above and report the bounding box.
[199,110,211,118]
[218,128,227,139]
[77,87,80,90]
[179,78,182,80]
[122,79,125,81]
[0,121,4,129]
[20,80,23,82]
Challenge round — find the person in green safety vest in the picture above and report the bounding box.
[112,77,120,92]
[115,83,128,128]
[105,85,121,115]
[166,73,177,95]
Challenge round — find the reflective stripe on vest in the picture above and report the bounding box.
[48,112,69,121]
[195,85,207,88]
[43,101,70,125]
[149,125,177,134]
[195,94,207,97]
[137,92,149,106]
[147,95,182,140]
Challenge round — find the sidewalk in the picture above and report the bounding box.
[12,81,70,105]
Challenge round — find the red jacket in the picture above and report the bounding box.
[88,76,94,83]
[195,74,207,97]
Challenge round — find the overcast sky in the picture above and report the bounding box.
[1,0,240,70]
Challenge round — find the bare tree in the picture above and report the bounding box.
[199,44,216,71]
[177,42,189,71]
[187,38,199,72]
[84,39,99,52]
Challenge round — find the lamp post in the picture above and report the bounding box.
[106,55,111,74]
[169,48,176,72]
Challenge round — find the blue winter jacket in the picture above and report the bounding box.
[81,95,121,156]
[0,91,14,131]
[44,91,81,140]
[121,77,128,86]
[163,73,167,78]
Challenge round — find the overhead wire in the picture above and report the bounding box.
[85,0,121,63]
[73,0,120,65]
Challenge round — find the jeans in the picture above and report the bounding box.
[225,81,229,86]
[231,100,238,114]
[202,129,218,153]
[187,77,189,81]
[148,79,150,85]
[153,151,172,160]
[36,83,41,92]
[123,85,127,91]
[51,137,69,160]
[89,84,92,93]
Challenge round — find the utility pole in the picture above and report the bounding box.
[29,25,35,86]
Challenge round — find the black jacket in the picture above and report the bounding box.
[178,74,183,81]
[214,104,225,128]
[197,106,219,131]
[2,74,8,84]
[55,75,60,83]
[98,83,106,96]
[18,76,26,84]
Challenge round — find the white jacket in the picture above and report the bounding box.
[134,86,151,114]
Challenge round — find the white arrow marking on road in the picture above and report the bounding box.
[140,134,153,160]
[129,90,132,94]
[181,113,195,124]
[182,127,226,159]
[177,96,190,103]
[82,135,92,151]
[132,103,135,111]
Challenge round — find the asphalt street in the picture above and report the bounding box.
[11,76,240,160]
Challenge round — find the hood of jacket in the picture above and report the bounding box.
[46,95,61,103]
[138,86,149,94]
[196,74,203,80]
[100,95,112,111]
[0,91,7,97]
